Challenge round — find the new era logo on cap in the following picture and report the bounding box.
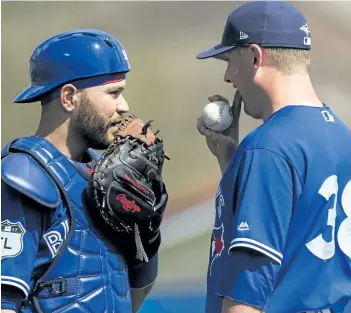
[240,31,249,40]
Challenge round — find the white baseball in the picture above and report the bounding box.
[202,100,233,132]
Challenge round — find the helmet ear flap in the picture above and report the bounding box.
[13,29,131,104]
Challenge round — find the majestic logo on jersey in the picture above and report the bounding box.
[1,220,26,259]
[43,220,69,258]
[209,223,224,276]
[237,221,250,231]
[216,187,225,219]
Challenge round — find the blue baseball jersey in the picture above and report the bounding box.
[1,180,69,310]
[206,105,351,313]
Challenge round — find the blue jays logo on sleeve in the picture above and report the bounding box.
[1,220,26,259]
[210,223,224,276]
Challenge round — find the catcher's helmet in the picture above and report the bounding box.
[14,29,131,103]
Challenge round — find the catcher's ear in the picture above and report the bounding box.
[60,84,78,112]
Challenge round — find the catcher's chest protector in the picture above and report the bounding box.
[8,137,132,313]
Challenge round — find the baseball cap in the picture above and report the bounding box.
[196,1,311,59]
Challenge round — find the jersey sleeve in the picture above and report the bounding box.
[216,249,280,311]
[229,149,302,265]
[1,181,47,299]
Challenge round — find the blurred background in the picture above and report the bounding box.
[2,1,351,312]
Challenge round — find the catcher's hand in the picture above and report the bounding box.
[86,115,169,262]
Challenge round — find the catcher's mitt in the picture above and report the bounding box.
[86,115,169,263]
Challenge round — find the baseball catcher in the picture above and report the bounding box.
[86,115,169,263]
[1,29,167,313]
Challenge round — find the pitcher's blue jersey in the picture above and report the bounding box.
[206,105,351,313]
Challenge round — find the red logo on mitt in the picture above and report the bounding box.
[116,194,141,213]
[124,175,149,195]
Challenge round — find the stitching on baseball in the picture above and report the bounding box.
[203,102,225,127]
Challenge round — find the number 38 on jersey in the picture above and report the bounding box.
[306,176,351,260]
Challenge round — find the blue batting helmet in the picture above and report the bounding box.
[14,29,131,103]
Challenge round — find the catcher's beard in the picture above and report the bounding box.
[74,93,114,150]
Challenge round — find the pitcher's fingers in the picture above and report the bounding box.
[197,117,207,135]
[204,128,219,140]
[197,117,218,138]
[231,90,242,121]
[208,94,229,104]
